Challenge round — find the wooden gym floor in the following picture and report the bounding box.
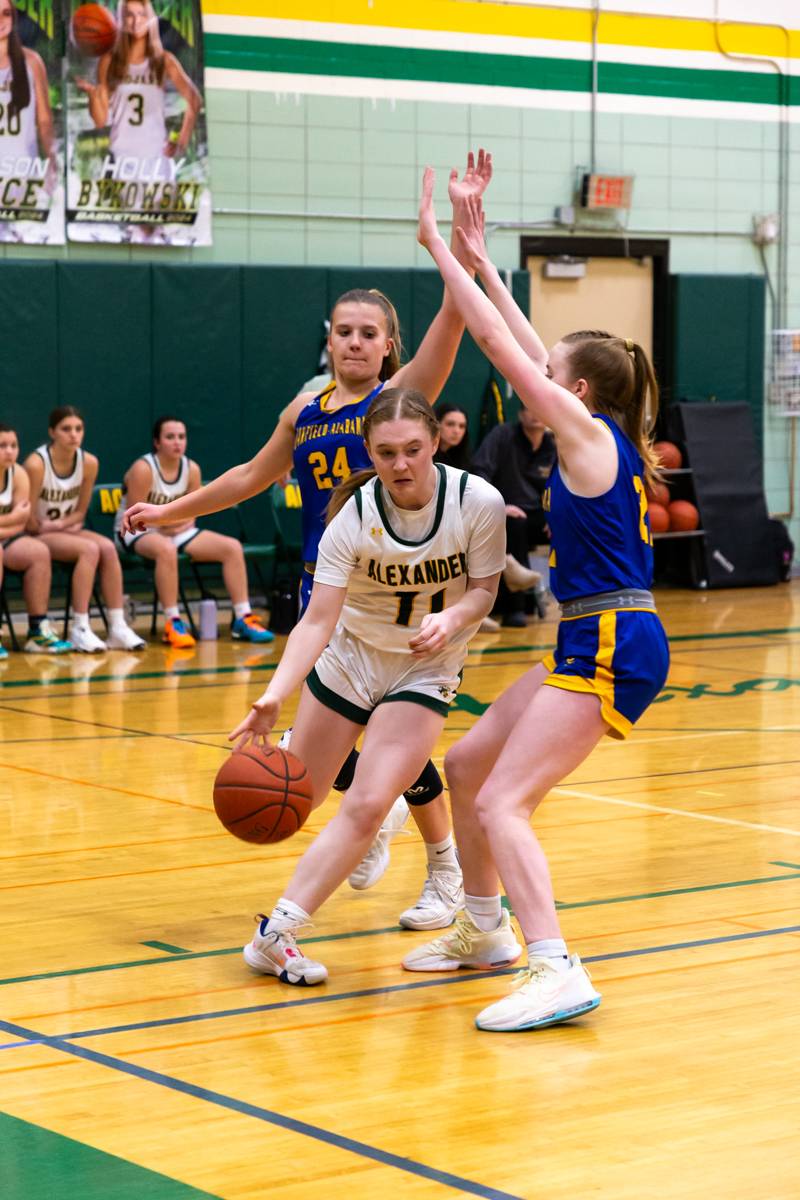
[1,584,798,1200]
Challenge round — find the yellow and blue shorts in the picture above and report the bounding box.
[542,609,669,740]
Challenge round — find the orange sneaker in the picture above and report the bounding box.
[162,616,196,648]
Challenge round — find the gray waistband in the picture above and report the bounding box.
[560,588,655,619]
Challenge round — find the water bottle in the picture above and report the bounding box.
[198,598,218,640]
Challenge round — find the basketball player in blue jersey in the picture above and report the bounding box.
[123,150,494,930]
[409,171,670,1032]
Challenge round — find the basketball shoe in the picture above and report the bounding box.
[24,619,72,655]
[69,622,107,653]
[348,796,410,890]
[107,622,146,651]
[163,616,196,649]
[475,955,601,1032]
[398,864,464,930]
[231,613,275,643]
[243,914,328,986]
[402,910,522,972]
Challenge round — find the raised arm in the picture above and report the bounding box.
[123,399,301,533]
[454,201,548,370]
[418,173,614,495]
[392,150,493,404]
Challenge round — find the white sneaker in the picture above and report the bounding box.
[106,623,146,651]
[475,954,601,1032]
[399,864,464,930]
[69,623,107,653]
[243,914,328,986]
[348,795,410,890]
[402,909,521,972]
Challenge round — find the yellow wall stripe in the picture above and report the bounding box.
[202,0,800,59]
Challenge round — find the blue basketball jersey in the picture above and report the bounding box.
[293,381,384,564]
[544,415,654,603]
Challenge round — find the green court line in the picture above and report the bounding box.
[0,1111,223,1200]
[3,872,798,990]
[0,661,278,690]
[140,941,191,955]
[773,860,800,870]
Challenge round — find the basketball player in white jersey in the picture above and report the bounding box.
[0,423,71,656]
[24,406,144,653]
[228,388,509,986]
[0,0,56,202]
[116,416,273,649]
[76,0,201,181]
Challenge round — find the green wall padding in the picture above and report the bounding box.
[4,261,59,415]
[671,273,765,443]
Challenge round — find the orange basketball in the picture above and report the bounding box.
[213,746,313,844]
[72,4,118,56]
[648,502,670,534]
[668,500,700,532]
[646,481,670,507]
[654,441,683,470]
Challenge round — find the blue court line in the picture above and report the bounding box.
[1,923,797,1054]
[0,1016,525,1200]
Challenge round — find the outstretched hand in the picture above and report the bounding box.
[454,194,488,271]
[448,148,493,207]
[228,695,280,750]
[417,165,440,250]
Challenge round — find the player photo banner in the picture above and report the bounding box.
[66,0,211,245]
[0,0,65,244]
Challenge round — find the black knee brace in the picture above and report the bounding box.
[333,746,359,793]
[403,758,443,806]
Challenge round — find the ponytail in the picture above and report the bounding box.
[562,330,660,486]
[326,468,376,523]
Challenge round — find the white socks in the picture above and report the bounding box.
[268,897,310,930]
[164,606,180,620]
[527,938,570,973]
[465,893,503,932]
[71,611,90,629]
[425,835,459,871]
[233,602,251,619]
[108,608,128,632]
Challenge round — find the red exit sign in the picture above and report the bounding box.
[581,173,634,210]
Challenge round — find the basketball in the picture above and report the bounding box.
[668,499,700,531]
[654,440,683,470]
[72,4,118,56]
[648,502,669,533]
[646,481,670,507]
[213,746,313,844]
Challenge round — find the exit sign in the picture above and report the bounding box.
[581,173,634,210]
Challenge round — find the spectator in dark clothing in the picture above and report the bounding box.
[434,403,471,469]
[471,409,557,626]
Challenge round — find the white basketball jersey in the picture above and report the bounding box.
[0,465,15,514]
[0,63,39,162]
[109,60,167,160]
[114,453,190,533]
[318,464,497,655]
[35,445,84,522]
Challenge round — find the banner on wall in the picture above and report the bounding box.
[65,0,211,245]
[0,0,65,244]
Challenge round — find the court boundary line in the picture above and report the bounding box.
[2,869,798,989]
[555,786,800,837]
[1,923,797,1053]
[0,1016,524,1200]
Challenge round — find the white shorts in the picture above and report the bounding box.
[117,526,201,553]
[307,624,462,724]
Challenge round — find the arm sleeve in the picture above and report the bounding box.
[313,497,362,587]
[462,475,508,578]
